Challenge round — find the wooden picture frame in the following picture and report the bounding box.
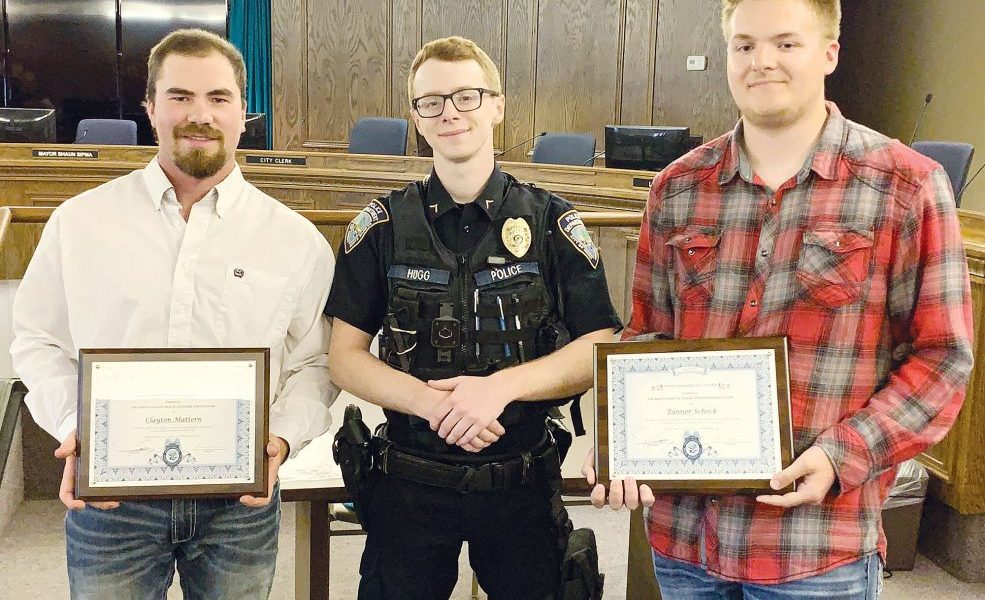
[595,336,794,495]
[76,348,270,500]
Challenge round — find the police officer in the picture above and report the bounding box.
[326,36,620,600]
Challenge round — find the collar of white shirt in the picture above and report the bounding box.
[142,156,246,218]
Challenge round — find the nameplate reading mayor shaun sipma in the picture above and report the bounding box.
[33,149,99,159]
[245,155,307,166]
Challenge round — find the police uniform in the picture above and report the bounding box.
[325,167,620,600]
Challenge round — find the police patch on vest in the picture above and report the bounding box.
[501,217,532,258]
[474,262,540,287]
[557,210,599,269]
[388,265,451,285]
[344,200,390,254]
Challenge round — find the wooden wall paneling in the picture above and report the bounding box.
[391,0,421,155]
[620,0,659,125]
[534,0,622,147]
[305,0,390,151]
[272,0,740,157]
[502,0,537,163]
[652,0,737,140]
[271,0,307,150]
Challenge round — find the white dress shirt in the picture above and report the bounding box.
[10,157,338,457]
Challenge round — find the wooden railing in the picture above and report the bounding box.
[0,379,26,484]
[0,205,643,279]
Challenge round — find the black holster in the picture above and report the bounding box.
[331,404,376,530]
[543,418,604,599]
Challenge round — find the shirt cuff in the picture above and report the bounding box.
[269,419,303,461]
[812,422,874,494]
[56,414,77,446]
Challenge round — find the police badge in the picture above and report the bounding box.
[502,217,532,258]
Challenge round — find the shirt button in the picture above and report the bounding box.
[688,249,696,256]
[463,225,470,233]
[771,199,777,206]
[750,300,758,307]
[709,497,719,505]
[760,250,768,258]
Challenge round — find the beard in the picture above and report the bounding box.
[172,124,228,179]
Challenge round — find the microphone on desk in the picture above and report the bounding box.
[956,162,985,201]
[495,131,546,157]
[582,150,605,166]
[908,93,934,145]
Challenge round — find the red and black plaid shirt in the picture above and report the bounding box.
[624,103,974,583]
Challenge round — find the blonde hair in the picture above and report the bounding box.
[407,36,502,105]
[146,29,247,102]
[721,0,841,40]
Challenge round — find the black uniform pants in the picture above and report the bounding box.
[356,470,561,600]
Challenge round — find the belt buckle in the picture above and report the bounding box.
[456,465,480,493]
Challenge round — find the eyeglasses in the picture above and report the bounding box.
[411,88,500,118]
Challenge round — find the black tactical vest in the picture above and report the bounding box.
[378,175,572,451]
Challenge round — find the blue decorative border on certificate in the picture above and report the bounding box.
[91,398,252,483]
[609,350,779,476]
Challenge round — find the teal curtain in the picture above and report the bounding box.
[229,0,272,149]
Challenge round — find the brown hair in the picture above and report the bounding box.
[407,36,502,105]
[721,0,841,41]
[145,29,247,102]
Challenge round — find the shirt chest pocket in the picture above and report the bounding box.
[216,266,295,346]
[666,229,721,303]
[796,227,874,307]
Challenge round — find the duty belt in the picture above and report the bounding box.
[374,435,559,494]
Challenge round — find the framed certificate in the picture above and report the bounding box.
[76,348,270,500]
[595,337,794,495]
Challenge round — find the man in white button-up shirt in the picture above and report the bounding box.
[10,29,337,599]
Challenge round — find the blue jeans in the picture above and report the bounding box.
[65,488,280,600]
[652,550,882,600]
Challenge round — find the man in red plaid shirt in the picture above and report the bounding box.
[584,0,974,597]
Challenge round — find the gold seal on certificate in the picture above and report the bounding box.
[76,348,270,501]
[594,337,794,495]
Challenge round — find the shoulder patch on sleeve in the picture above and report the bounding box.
[344,199,390,254]
[557,209,599,269]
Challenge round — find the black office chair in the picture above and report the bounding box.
[911,141,975,207]
[531,133,596,166]
[75,119,138,145]
[348,117,408,156]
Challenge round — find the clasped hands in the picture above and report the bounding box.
[419,375,510,452]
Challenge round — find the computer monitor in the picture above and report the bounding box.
[239,113,268,150]
[0,108,57,143]
[604,125,691,171]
